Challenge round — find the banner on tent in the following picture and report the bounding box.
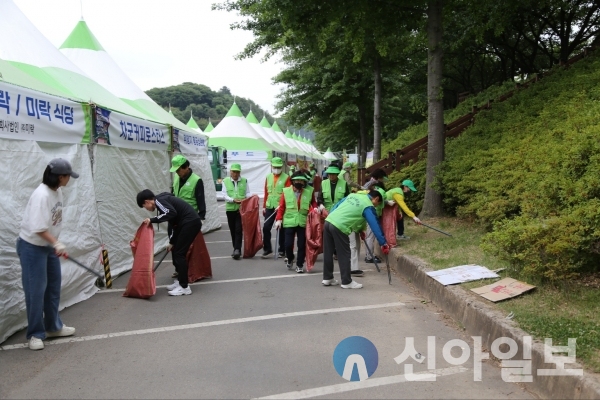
[94,106,168,151]
[174,128,208,155]
[228,150,269,161]
[0,82,86,143]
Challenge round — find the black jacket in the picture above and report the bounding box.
[149,192,201,244]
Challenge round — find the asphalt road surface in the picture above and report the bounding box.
[0,201,535,399]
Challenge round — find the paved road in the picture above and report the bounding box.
[0,201,534,399]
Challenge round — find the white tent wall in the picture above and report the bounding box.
[91,145,171,277]
[176,153,221,233]
[0,140,102,344]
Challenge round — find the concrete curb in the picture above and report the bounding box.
[391,251,600,399]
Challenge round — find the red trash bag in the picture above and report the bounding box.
[123,223,156,299]
[312,175,322,194]
[240,195,263,258]
[382,204,398,248]
[305,209,328,272]
[187,231,212,282]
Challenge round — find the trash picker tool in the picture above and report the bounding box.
[361,238,381,273]
[153,249,170,272]
[64,255,105,288]
[420,222,452,237]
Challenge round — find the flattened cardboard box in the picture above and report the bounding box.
[471,277,535,302]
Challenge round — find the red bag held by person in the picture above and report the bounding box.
[382,204,398,248]
[240,195,263,258]
[305,209,328,272]
[123,223,156,299]
[187,231,212,282]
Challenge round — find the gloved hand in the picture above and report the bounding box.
[413,217,422,225]
[318,204,325,213]
[360,231,366,241]
[275,220,282,230]
[381,244,390,255]
[53,241,67,256]
[166,244,173,252]
[387,200,395,206]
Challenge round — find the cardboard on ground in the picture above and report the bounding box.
[426,264,499,286]
[471,278,536,302]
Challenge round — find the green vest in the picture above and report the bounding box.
[321,179,347,212]
[174,172,202,212]
[265,173,289,209]
[386,188,404,202]
[224,177,247,211]
[338,170,346,181]
[326,193,373,235]
[282,186,314,228]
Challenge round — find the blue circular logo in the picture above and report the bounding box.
[333,336,378,381]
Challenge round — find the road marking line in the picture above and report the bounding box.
[254,366,469,399]
[0,302,404,351]
[96,272,340,293]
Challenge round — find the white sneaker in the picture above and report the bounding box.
[166,279,180,291]
[341,280,363,289]
[322,279,340,286]
[46,325,76,338]
[168,285,192,296]
[29,337,44,350]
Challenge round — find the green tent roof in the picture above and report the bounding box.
[59,20,105,51]
[187,114,200,129]
[205,121,214,132]
[225,102,244,118]
[259,116,271,128]
[285,130,293,139]
[272,121,283,132]
[246,110,260,124]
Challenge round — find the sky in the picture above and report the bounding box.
[12,0,285,115]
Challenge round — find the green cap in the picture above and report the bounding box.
[271,157,284,167]
[325,166,341,174]
[402,179,417,191]
[343,162,352,169]
[291,174,309,181]
[289,165,296,171]
[170,154,187,172]
[230,163,242,172]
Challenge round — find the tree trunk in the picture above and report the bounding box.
[373,55,382,162]
[421,0,445,218]
[358,99,367,167]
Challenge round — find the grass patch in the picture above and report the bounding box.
[397,217,600,372]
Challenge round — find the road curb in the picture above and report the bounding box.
[391,252,600,400]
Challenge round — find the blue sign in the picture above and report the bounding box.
[333,336,378,381]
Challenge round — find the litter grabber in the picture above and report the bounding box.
[63,255,105,288]
[153,248,170,272]
[263,206,279,226]
[385,254,392,285]
[420,222,452,237]
[361,238,381,273]
[274,227,280,260]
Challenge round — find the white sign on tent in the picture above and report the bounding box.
[174,128,208,155]
[95,106,168,151]
[0,82,87,144]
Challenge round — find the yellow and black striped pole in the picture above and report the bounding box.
[102,249,112,289]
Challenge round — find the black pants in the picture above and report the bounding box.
[172,219,201,288]
[285,225,306,267]
[263,208,284,254]
[226,210,243,251]
[323,221,352,285]
[397,216,404,236]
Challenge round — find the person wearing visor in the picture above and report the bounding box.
[169,154,206,277]
[387,179,422,239]
[322,190,390,289]
[221,164,251,260]
[339,162,362,191]
[17,158,79,350]
[275,171,317,273]
[262,157,291,258]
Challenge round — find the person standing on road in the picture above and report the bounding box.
[261,157,290,259]
[322,190,390,289]
[169,154,206,277]
[317,165,349,213]
[364,185,386,264]
[275,171,317,273]
[17,158,79,351]
[221,164,250,260]
[339,162,362,192]
[386,179,422,239]
[137,190,201,296]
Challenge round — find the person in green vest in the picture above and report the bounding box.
[360,184,386,264]
[340,162,362,191]
[288,164,296,175]
[169,154,207,277]
[275,171,317,273]
[322,190,390,289]
[221,164,251,260]
[262,157,291,258]
[317,165,349,213]
[386,179,422,239]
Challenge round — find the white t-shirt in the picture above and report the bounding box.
[19,183,63,246]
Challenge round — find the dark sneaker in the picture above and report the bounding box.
[351,270,364,276]
[365,256,381,264]
[261,251,273,259]
[295,266,304,273]
[233,249,241,260]
[286,262,293,270]
[397,234,410,240]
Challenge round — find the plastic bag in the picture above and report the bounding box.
[123,223,156,299]
[240,195,263,258]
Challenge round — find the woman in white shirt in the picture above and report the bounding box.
[16,158,79,351]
